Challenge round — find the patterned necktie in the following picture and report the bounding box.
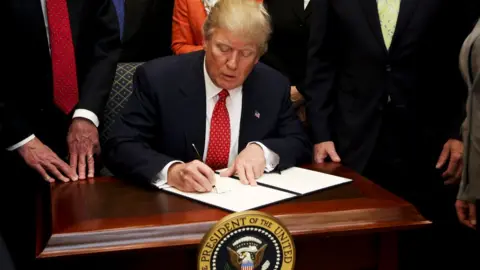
[205,89,230,170]
[46,0,79,114]
[377,0,401,49]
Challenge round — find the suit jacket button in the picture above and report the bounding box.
[385,64,392,72]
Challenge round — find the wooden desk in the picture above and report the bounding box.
[35,163,429,270]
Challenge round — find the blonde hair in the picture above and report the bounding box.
[203,0,272,55]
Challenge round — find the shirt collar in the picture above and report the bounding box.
[203,57,242,99]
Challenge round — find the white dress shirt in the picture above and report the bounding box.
[6,0,99,151]
[153,59,280,188]
[304,0,310,9]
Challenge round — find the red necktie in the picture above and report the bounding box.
[46,0,79,114]
[205,89,230,170]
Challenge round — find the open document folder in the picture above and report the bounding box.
[162,167,352,212]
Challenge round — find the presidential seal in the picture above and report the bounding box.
[198,211,295,270]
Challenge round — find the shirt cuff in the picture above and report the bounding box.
[152,160,184,189]
[249,142,280,172]
[73,109,100,127]
[6,134,36,151]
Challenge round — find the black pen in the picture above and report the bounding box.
[191,143,202,160]
[191,143,218,193]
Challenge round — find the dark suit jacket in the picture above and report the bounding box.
[104,51,311,185]
[2,0,121,154]
[304,0,478,172]
[261,0,312,91]
[120,0,175,62]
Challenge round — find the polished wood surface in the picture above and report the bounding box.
[36,163,429,263]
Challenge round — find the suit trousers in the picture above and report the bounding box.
[0,152,50,270]
[0,234,15,270]
[363,104,476,270]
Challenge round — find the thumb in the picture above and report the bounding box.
[327,147,341,162]
[220,165,235,177]
[436,147,450,168]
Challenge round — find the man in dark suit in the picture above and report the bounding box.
[104,0,311,191]
[261,0,312,93]
[3,0,121,181]
[120,0,175,62]
[304,0,479,268]
[260,0,312,119]
[1,0,120,268]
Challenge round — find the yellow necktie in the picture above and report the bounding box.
[377,0,400,49]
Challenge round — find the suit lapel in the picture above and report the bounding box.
[66,0,81,45]
[292,0,305,22]
[180,52,207,159]
[292,0,312,21]
[17,0,49,42]
[14,0,52,60]
[459,25,479,89]
[359,0,388,54]
[123,0,150,41]
[238,74,260,151]
[389,0,419,52]
[470,27,480,89]
[304,1,313,20]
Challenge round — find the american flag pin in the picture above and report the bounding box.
[254,110,260,119]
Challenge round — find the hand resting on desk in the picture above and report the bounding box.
[18,137,78,183]
[220,144,266,186]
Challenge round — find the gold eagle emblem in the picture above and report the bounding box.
[227,243,267,269]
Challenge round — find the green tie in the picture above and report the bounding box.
[377,0,400,49]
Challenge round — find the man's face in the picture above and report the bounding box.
[204,28,260,90]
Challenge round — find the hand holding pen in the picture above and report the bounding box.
[166,144,216,193]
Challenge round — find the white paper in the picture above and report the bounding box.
[163,174,295,212]
[257,167,352,195]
